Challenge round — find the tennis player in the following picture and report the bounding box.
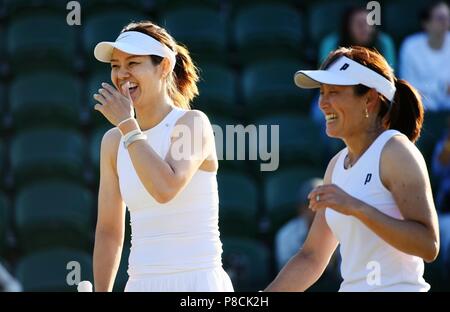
[266,46,440,292]
[91,21,233,292]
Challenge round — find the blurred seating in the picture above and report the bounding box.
[90,126,110,176]
[233,3,304,62]
[83,9,147,69]
[417,111,450,165]
[0,193,9,255]
[382,1,428,45]
[3,0,66,16]
[217,170,259,238]
[14,179,94,254]
[155,0,220,11]
[79,0,147,14]
[242,59,313,117]
[252,114,326,168]
[208,114,247,170]
[222,237,271,291]
[87,70,113,127]
[10,71,81,129]
[263,166,323,235]
[307,0,366,44]
[10,128,86,186]
[193,63,239,117]
[6,12,76,73]
[162,7,227,63]
[16,248,93,292]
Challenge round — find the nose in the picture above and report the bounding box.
[318,94,330,112]
[117,66,130,80]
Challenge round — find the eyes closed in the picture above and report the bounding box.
[111,61,140,69]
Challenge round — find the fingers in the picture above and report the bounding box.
[101,82,119,96]
[93,93,108,106]
[98,86,114,100]
[94,103,104,113]
[121,82,132,101]
[309,193,333,212]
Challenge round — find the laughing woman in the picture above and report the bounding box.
[92,21,233,292]
[266,46,440,292]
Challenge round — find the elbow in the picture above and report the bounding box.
[153,191,175,204]
[152,175,185,204]
[423,240,440,263]
[152,185,179,204]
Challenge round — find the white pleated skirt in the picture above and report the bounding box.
[124,267,234,292]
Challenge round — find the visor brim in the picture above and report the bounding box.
[294,70,360,89]
[94,41,154,63]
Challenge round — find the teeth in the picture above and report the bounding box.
[121,81,138,88]
[325,114,337,121]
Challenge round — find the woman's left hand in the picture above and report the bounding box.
[93,82,134,126]
[308,184,364,216]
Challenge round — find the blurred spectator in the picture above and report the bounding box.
[0,261,22,292]
[432,118,450,213]
[439,213,450,265]
[399,1,450,111]
[275,178,323,270]
[319,6,396,67]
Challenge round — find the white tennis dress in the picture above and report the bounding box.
[116,106,234,292]
[326,130,430,292]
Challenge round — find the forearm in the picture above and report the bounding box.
[265,251,326,292]
[93,232,124,292]
[127,140,178,202]
[354,203,439,262]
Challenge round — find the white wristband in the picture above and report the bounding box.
[123,129,141,142]
[124,132,147,149]
[117,116,135,128]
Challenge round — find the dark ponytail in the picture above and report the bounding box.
[387,79,424,143]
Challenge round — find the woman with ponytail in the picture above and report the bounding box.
[91,21,233,292]
[266,46,440,292]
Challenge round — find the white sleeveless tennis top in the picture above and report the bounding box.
[326,130,430,292]
[117,106,223,277]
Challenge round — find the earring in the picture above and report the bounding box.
[365,108,369,118]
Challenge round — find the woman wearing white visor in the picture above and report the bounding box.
[266,46,440,292]
[91,21,234,292]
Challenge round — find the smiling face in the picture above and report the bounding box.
[110,48,167,108]
[319,84,369,139]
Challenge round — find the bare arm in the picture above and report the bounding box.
[356,136,439,262]
[125,110,216,203]
[309,136,440,262]
[93,83,217,204]
[93,128,127,292]
[265,153,340,292]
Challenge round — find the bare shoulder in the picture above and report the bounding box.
[176,109,212,127]
[381,134,428,189]
[100,127,122,165]
[382,135,426,169]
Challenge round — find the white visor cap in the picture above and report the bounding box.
[94,31,177,71]
[294,56,396,102]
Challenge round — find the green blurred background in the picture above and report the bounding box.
[0,0,449,292]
